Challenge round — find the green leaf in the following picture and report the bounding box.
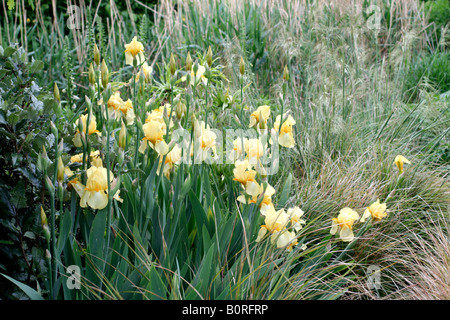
[57,211,72,256]
[29,60,44,74]
[277,172,292,209]
[23,231,35,240]
[188,190,210,239]
[1,273,44,300]
[179,174,193,197]
[3,46,16,57]
[192,243,216,295]
[88,208,107,259]
[145,265,167,300]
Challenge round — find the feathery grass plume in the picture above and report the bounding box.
[86,8,96,63]
[96,16,106,58]
[138,14,149,44]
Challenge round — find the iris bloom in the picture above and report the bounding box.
[124,36,145,66]
[259,183,276,214]
[228,138,247,162]
[108,91,124,108]
[330,207,360,242]
[273,230,298,251]
[256,207,290,242]
[361,199,387,222]
[257,208,300,251]
[193,120,217,162]
[117,99,135,125]
[233,159,264,203]
[158,145,182,178]
[107,92,135,125]
[70,150,102,167]
[140,119,169,156]
[273,114,296,148]
[287,206,306,231]
[394,155,410,174]
[135,62,153,83]
[244,138,265,167]
[145,104,174,129]
[249,105,271,128]
[73,114,101,147]
[233,160,255,185]
[72,164,122,210]
[181,64,208,86]
[139,105,176,156]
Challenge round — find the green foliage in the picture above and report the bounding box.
[1,0,449,301]
[424,0,450,48]
[0,45,56,299]
[403,51,450,102]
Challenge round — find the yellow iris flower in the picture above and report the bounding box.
[330,207,360,242]
[273,114,296,148]
[233,159,255,185]
[72,163,122,210]
[228,138,247,162]
[181,64,208,86]
[244,138,265,167]
[124,36,145,66]
[249,105,271,129]
[107,92,135,125]
[73,114,101,147]
[287,206,306,232]
[394,155,411,174]
[145,104,174,129]
[193,120,217,162]
[158,145,182,178]
[256,207,299,250]
[258,207,290,235]
[361,199,388,222]
[272,230,298,251]
[259,183,276,214]
[70,150,101,166]
[135,62,153,83]
[140,119,169,156]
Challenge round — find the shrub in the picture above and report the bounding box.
[0,46,56,299]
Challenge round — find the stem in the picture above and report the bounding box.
[105,124,112,257]
[133,67,140,169]
[184,86,191,129]
[240,75,244,125]
[205,69,209,125]
[50,116,61,298]
[102,83,113,260]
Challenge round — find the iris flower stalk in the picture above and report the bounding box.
[99,59,114,258]
[49,85,62,298]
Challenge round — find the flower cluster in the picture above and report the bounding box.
[65,150,122,210]
[256,206,306,251]
[328,155,411,242]
[66,35,400,251]
[231,105,305,251]
[107,91,135,125]
[330,199,389,242]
